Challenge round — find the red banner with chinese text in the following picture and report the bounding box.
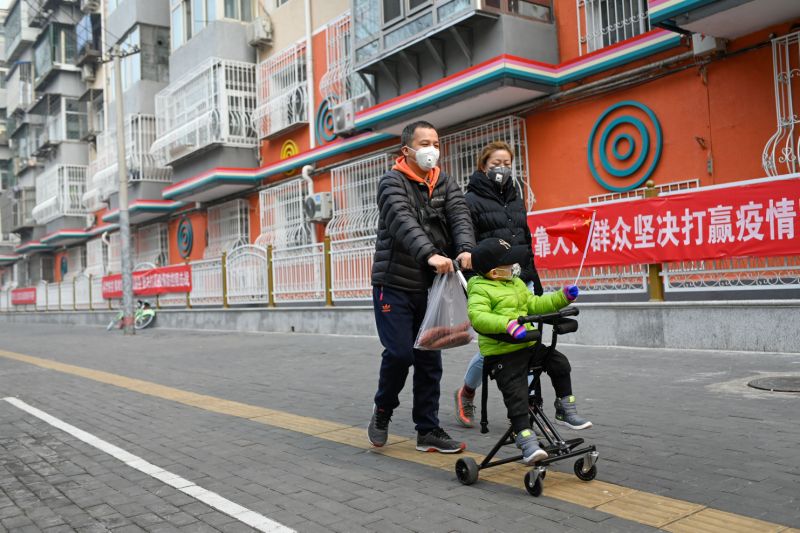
[102,264,192,299]
[11,287,36,305]
[528,176,800,269]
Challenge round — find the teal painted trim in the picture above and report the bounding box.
[588,101,663,192]
[613,133,635,160]
[163,174,257,200]
[650,0,721,24]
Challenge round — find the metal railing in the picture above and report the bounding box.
[188,258,224,306]
[226,245,269,305]
[256,178,312,249]
[31,165,88,225]
[253,42,308,138]
[75,275,91,309]
[662,256,800,292]
[577,0,650,56]
[272,243,326,303]
[763,30,800,176]
[538,264,649,294]
[330,235,375,302]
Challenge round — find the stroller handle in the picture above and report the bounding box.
[517,306,579,325]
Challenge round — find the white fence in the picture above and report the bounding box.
[538,264,649,294]
[91,276,106,309]
[226,245,269,305]
[272,243,326,303]
[662,256,800,292]
[188,258,224,306]
[330,236,375,302]
[75,275,91,310]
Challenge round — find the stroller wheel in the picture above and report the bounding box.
[455,457,479,485]
[524,471,543,497]
[573,458,598,481]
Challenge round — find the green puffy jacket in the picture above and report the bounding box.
[467,276,569,357]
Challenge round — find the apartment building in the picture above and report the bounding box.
[2,0,800,308]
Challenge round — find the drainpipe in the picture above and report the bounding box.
[304,0,315,149]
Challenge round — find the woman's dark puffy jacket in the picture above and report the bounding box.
[464,170,543,295]
[372,169,475,292]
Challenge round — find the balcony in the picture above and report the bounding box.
[4,0,39,63]
[349,0,557,133]
[33,23,80,88]
[31,165,88,225]
[151,57,257,166]
[253,43,309,139]
[76,13,102,66]
[28,95,88,155]
[11,186,36,231]
[5,62,34,116]
[84,114,172,206]
[649,0,800,39]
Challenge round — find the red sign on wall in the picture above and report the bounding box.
[11,287,37,305]
[528,176,800,269]
[102,264,192,299]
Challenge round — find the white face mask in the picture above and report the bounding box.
[407,146,440,171]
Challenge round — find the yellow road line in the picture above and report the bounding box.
[0,348,793,533]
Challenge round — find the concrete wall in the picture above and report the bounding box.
[107,0,170,43]
[265,0,348,54]
[169,21,255,81]
[171,146,259,183]
[2,300,799,354]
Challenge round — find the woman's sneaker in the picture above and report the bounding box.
[515,429,548,465]
[416,427,466,453]
[368,406,391,447]
[554,396,592,430]
[454,386,475,428]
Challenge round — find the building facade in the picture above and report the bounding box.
[2,0,800,310]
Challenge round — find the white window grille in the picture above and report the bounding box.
[86,115,171,206]
[319,14,372,103]
[206,198,250,258]
[326,152,392,242]
[764,31,800,176]
[151,57,257,165]
[577,0,650,55]
[85,237,107,277]
[31,165,88,225]
[136,222,169,266]
[440,116,535,211]
[256,178,311,249]
[64,245,87,281]
[107,232,137,274]
[253,42,308,138]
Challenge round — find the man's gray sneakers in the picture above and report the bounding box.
[368,406,391,447]
[416,427,466,453]
[515,428,548,465]
[554,395,593,430]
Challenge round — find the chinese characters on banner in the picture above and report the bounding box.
[528,177,800,269]
[102,264,192,299]
[11,287,36,305]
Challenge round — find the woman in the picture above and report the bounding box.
[454,141,591,431]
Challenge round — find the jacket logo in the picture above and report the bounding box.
[499,239,511,250]
[381,304,391,313]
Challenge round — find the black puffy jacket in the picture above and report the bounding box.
[372,168,475,292]
[465,170,543,295]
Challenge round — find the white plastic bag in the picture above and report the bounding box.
[414,271,475,350]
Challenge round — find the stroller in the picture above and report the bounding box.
[454,306,599,497]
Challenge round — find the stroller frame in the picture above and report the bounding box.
[455,307,599,497]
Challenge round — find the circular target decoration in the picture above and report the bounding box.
[281,139,300,176]
[588,101,662,192]
[315,98,338,145]
[177,216,193,259]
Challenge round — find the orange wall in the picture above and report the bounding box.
[526,30,779,210]
[167,209,207,264]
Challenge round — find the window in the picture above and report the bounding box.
[109,26,169,99]
[135,223,169,266]
[256,179,311,249]
[205,199,250,258]
[579,0,649,54]
[171,0,185,50]
[276,0,290,6]
[224,0,254,22]
[85,237,107,276]
[64,245,87,280]
[108,0,120,14]
[383,0,402,24]
[76,14,101,59]
[65,99,88,140]
[254,42,307,138]
[192,0,218,34]
[34,24,78,81]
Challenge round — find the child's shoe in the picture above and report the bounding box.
[554,396,592,430]
[515,429,548,465]
[454,386,475,428]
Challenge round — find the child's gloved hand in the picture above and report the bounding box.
[563,285,579,301]
[506,320,527,340]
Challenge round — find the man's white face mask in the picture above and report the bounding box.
[407,146,440,171]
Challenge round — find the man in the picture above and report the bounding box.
[368,120,475,453]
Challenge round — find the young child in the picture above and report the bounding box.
[466,237,588,464]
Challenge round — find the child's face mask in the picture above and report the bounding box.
[489,264,519,280]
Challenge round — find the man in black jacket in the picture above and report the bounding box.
[368,121,475,453]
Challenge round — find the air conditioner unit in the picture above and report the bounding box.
[353,93,375,113]
[332,100,355,135]
[81,64,96,82]
[247,16,273,49]
[81,0,100,12]
[303,192,333,222]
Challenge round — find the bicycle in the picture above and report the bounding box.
[106,300,157,331]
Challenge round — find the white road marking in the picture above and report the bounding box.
[4,397,295,533]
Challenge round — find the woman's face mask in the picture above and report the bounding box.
[486,166,513,189]
[407,146,440,171]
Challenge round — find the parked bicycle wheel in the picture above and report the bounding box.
[107,312,122,331]
[134,312,155,330]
